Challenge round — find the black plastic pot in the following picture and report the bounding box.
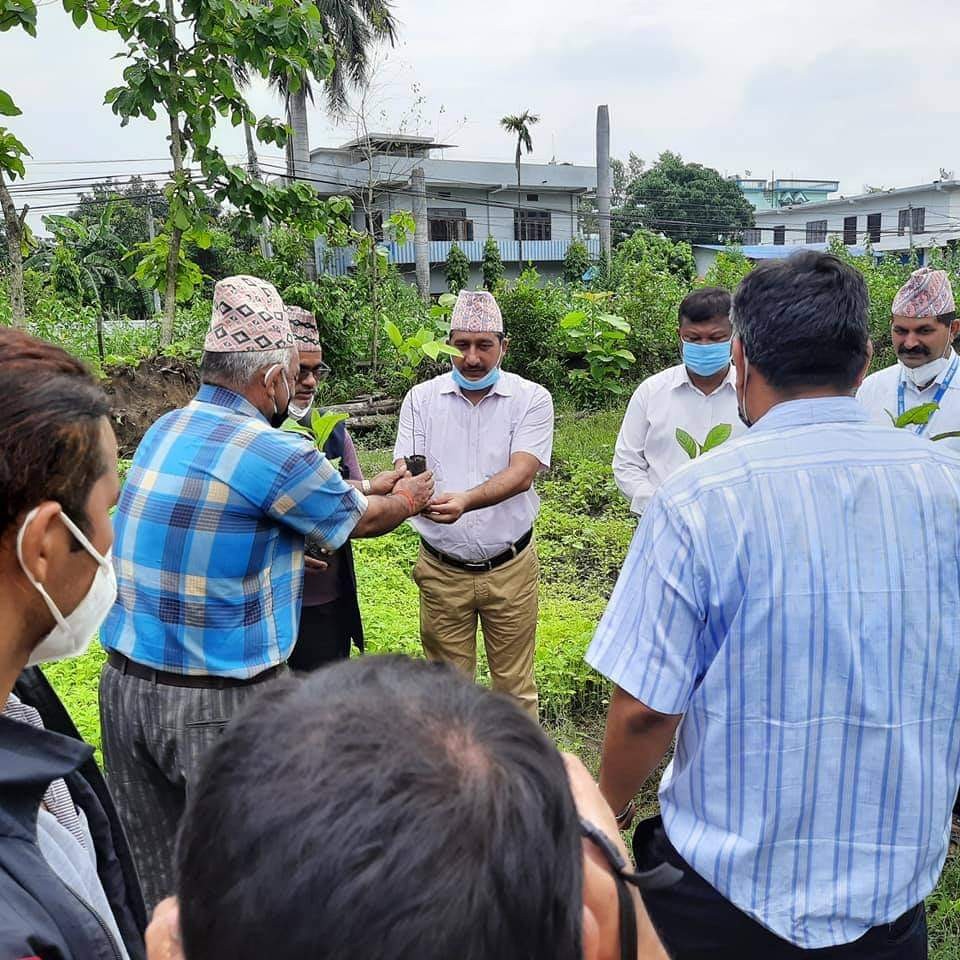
[405,455,427,476]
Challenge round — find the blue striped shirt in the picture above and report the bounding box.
[587,397,960,948]
[101,385,366,678]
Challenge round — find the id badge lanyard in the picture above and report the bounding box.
[898,354,959,436]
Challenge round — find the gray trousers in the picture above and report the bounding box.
[99,662,278,912]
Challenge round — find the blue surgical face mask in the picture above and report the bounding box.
[451,345,503,392]
[682,339,732,377]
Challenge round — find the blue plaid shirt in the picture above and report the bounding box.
[101,385,366,678]
[588,397,960,948]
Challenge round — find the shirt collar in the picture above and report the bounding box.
[672,362,737,393]
[438,370,513,398]
[750,396,869,434]
[194,383,269,422]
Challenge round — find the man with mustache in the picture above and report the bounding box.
[393,290,554,721]
[857,267,960,450]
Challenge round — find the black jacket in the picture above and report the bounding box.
[0,669,146,960]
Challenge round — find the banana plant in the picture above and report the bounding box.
[676,423,733,460]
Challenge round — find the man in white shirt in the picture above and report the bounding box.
[613,287,744,514]
[857,267,960,452]
[393,290,554,720]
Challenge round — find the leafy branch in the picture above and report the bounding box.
[675,423,733,459]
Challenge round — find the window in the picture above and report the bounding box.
[867,213,882,243]
[526,193,539,202]
[899,208,925,236]
[773,225,785,246]
[428,207,474,242]
[742,228,761,244]
[805,220,827,244]
[514,209,551,241]
[843,215,858,246]
[913,207,925,235]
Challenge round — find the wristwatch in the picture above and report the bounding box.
[362,479,371,494]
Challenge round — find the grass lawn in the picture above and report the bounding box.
[42,407,960,954]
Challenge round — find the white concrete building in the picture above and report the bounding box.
[300,134,598,292]
[752,180,960,260]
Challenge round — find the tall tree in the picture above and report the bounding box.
[500,110,540,266]
[105,0,352,345]
[621,150,754,245]
[281,0,398,280]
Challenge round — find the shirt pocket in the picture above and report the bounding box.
[479,419,516,480]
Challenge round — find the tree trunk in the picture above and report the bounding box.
[0,171,26,327]
[243,118,260,179]
[287,88,316,281]
[516,143,524,268]
[412,166,430,302]
[161,0,184,347]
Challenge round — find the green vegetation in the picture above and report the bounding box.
[444,241,470,294]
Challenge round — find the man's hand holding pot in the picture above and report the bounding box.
[393,470,434,515]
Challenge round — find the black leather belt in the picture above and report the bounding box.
[421,528,533,572]
[107,651,284,690]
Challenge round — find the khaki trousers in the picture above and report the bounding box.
[413,541,539,720]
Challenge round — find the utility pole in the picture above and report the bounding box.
[145,203,162,315]
[596,105,611,269]
[412,166,430,302]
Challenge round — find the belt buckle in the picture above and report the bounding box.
[462,559,489,572]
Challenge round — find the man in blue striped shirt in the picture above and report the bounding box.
[588,252,959,958]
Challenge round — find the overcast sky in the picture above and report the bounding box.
[5,0,960,229]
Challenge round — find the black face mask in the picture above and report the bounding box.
[578,818,681,960]
[269,371,291,429]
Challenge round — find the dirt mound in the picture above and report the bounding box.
[104,357,199,457]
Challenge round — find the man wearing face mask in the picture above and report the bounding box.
[0,329,146,959]
[613,287,744,515]
[99,276,434,910]
[393,290,554,720]
[285,306,405,669]
[857,267,960,450]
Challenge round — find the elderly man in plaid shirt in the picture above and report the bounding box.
[99,276,433,910]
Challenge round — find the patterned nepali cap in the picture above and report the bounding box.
[204,275,292,353]
[286,306,320,350]
[450,290,504,334]
[892,268,956,318]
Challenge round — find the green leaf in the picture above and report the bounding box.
[894,402,939,428]
[435,343,462,357]
[311,411,348,448]
[438,293,457,308]
[599,313,631,333]
[675,427,698,460]
[281,420,314,438]
[560,310,587,329]
[422,340,441,360]
[612,349,636,362]
[0,89,21,117]
[931,430,960,442]
[702,423,733,453]
[384,320,403,348]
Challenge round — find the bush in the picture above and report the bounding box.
[481,236,504,290]
[702,248,753,291]
[562,238,592,283]
[444,242,470,294]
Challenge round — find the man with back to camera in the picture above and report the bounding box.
[613,287,744,515]
[589,252,960,958]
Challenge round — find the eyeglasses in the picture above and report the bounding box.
[578,817,681,960]
[298,361,331,384]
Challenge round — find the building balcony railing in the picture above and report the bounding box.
[316,237,600,276]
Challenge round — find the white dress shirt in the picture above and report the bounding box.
[393,370,554,561]
[856,349,960,452]
[613,362,744,514]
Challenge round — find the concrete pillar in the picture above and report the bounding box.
[596,105,612,268]
[412,166,430,302]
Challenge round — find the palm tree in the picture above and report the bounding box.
[500,110,540,266]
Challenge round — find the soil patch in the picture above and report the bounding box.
[104,357,199,457]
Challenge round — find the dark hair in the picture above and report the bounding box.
[732,252,870,392]
[679,286,731,326]
[177,656,583,960]
[936,311,957,327]
[0,329,110,538]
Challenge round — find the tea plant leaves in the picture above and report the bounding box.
[702,423,733,453]
[675,427,699,460]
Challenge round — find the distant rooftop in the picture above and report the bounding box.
[336,133,457,154]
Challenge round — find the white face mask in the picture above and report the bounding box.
[901,354,950,387]
[287,398,314,421]
[16,507,118,667]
